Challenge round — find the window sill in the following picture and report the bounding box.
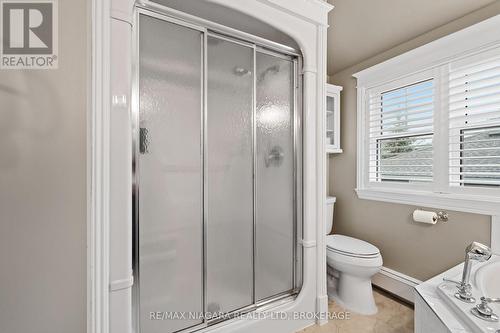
[355,188,500,216]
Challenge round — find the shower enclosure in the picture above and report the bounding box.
[133,6,302,333]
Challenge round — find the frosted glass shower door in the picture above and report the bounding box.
[255,51,295,301]
[136,12,301,331]
[206,35,254,314]
[138,15,204,333]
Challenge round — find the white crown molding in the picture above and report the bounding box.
[353,14,500,87]
[256,0,333,27]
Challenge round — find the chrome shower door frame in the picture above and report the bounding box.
[132,8,208,333]
[132,4,303,333]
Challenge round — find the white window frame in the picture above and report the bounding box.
[354,14,500,216]
[448,47,500,192]
[363,69,438,192]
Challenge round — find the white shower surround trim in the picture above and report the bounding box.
[89,0,334,333]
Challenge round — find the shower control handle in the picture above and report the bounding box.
[265,146,284,167]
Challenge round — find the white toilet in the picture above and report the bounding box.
[325,196,383,315]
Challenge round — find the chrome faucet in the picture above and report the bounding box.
[444,242,492,303]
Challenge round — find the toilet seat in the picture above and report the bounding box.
[326,234,380,259]
[327,247,382,269]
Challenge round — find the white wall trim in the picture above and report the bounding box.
[300,239,317,248]
[353,14,500,86]
[372,266,423,304]
[356,188,500,216]
[88,0,111,332]
[256,0,333,27]
[315,21,328,326]
[110,276,134,292]
[316,295,329,325]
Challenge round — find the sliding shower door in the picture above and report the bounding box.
[135,9,301,333]
[255,52,296,301]
[138,14,204,333]
[206,36,254,314]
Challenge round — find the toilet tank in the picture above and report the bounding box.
[325,196,336,235]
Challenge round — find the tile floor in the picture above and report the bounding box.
[299,289,414,333]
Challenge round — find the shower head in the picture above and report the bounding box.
[266,64,280,75]
[258,64,280,82]
[233,67,252,76]
[452,241,492,303]
[465,242,492,262]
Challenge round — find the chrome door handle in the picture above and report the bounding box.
[140,127,149,154]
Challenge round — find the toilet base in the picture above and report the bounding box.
[328,272,378,315]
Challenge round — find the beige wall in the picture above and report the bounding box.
[0,0,88,332]
[328,2,500,281]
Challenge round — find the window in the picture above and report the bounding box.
[449,56,500,187]
[369,80,434,183]
[457,127,500,186]
[354,16,500,214]
[363,55,500,191]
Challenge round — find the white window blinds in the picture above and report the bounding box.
[449,56,500,187]
[356,17,500,211]
[368,80,434,183]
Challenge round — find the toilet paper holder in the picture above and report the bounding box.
[414,209,449,223]
[436,211,449,222]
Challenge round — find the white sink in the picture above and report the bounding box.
[475,256,500,298]
[437,255,500,333]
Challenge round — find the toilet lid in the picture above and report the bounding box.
[326,234,380,257]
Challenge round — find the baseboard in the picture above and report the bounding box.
[371,266,422,304]
[316,294,329,326]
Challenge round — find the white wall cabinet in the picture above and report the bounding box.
[326,84,343,153]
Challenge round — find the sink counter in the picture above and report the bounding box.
[415,263,470,333]
[415,255,500,333]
